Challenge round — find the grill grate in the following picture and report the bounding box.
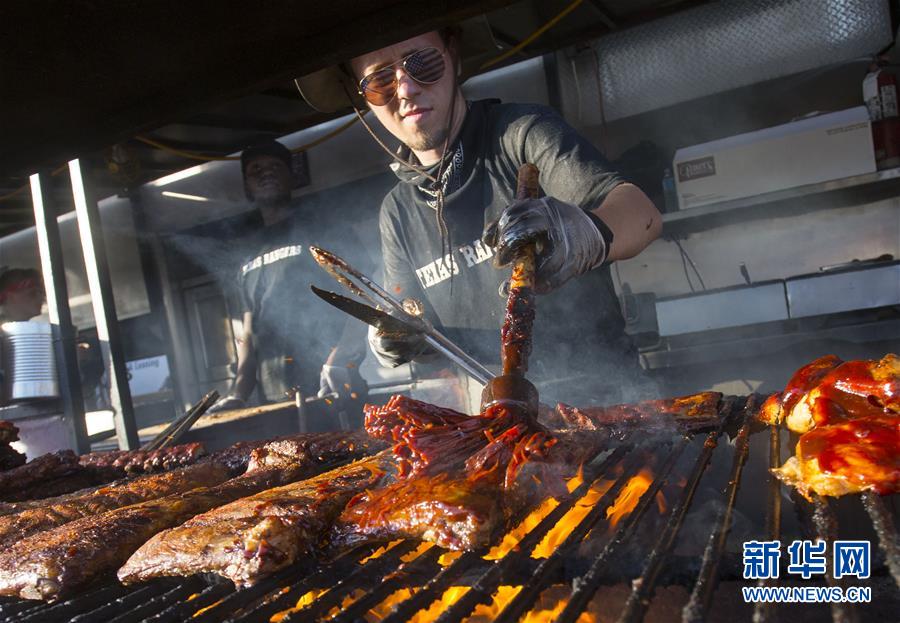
[0,394,896,622]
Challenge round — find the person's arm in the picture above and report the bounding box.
[591,182,661,262]
[209,311,257,412]
[484,106,662,291]
[229,311,258,401]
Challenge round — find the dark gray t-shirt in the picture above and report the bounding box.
[379,99,644,402]
[238,213,365,400]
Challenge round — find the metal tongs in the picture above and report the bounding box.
[308,246,494,385]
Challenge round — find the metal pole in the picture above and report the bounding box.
[128,191,187,417]
[29,172,90,454]
[68,159,139,449]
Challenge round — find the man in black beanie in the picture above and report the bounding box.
[208,140,366,422]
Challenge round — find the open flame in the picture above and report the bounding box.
[605,469,653,530]
[483,465,588,560]
[266,466,666,622]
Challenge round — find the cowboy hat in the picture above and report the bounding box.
[295,16,499,113]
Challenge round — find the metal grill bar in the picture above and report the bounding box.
[494,443,685,623]
[862,491,900,589]
[106,577,206,623]
[616,414,733,623]
[435,453,643,623]
[2,580,154,623]
[227,545,379,623]
[280,541,422,622]
[377,442,631,623]
[555,437,692,623]
[69,581,177,623]
[431,446,634,623]
[151,581,234,623]
[811,496,860,623]
[378,550,484,623]
[753,423,783,623]
[682,394,761,623]
[186,563,309,623]
[330,546,443,623]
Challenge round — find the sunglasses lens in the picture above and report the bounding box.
[405,47,445,84]
[359,47,446,105]
[360,69,396,106]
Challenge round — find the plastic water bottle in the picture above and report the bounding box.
[662,168,678,212]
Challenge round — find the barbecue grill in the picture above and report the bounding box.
[0,394,896,623]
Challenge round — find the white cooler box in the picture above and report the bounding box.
[673,107,876,210]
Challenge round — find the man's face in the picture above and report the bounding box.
[244,155,292,205]
[350,32,458,153]
[5,284,44,321]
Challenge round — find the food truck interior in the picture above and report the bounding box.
[0,1,897,621]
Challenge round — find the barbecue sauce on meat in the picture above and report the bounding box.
[501,283,534,376]
[772,354,900,498]
[781,355,843,416]
[797,415,899,495]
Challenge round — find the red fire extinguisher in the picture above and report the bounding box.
[864,59,900,169]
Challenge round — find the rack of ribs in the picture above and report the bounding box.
[119,453,391,588]
[0,461,232,547]
[332,430,606,552]
[78,442,208,479]
[0,451,81,501]
[0,431,381,600]
[554,391,723,433]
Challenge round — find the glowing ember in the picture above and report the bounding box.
[358,539,403,564]
[467,585,523,620]
[484,468,587,561]
[438,550,463,566]
[533,478,614,558]
[485,496,558,560]
[655,490,667,515]
[368,586,470,622]
[270,589,328,622]
[400,542,433,562]
[605,469,653,530]
[192,598,224,618]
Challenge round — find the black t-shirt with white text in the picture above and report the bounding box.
[238,213,365,400]
[379,100,644,404]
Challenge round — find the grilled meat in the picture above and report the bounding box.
[0,431,382,600]
[0,464,309,600]
[0,451,80,501]
[0,423,24,472]
[770,354,900,498]
[334,431,607,552]
[758,355,842,427]
[0,422,19,446]
[0,461,231,546]
[365,395,553,484]
[119,453,391,587]
[1,472,103,503]
[212,429,382,473]
[0,445,25,472]
[78,442,207,479]
[555,392,723,432]
[772,414,899,498]
[785,354,899,433]
[333,470,500,551]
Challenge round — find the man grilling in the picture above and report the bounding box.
[296,26,662,406]
[208,140,367,418]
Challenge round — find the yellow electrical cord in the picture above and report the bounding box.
[480,0,584,71]
[0,163,69,203]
